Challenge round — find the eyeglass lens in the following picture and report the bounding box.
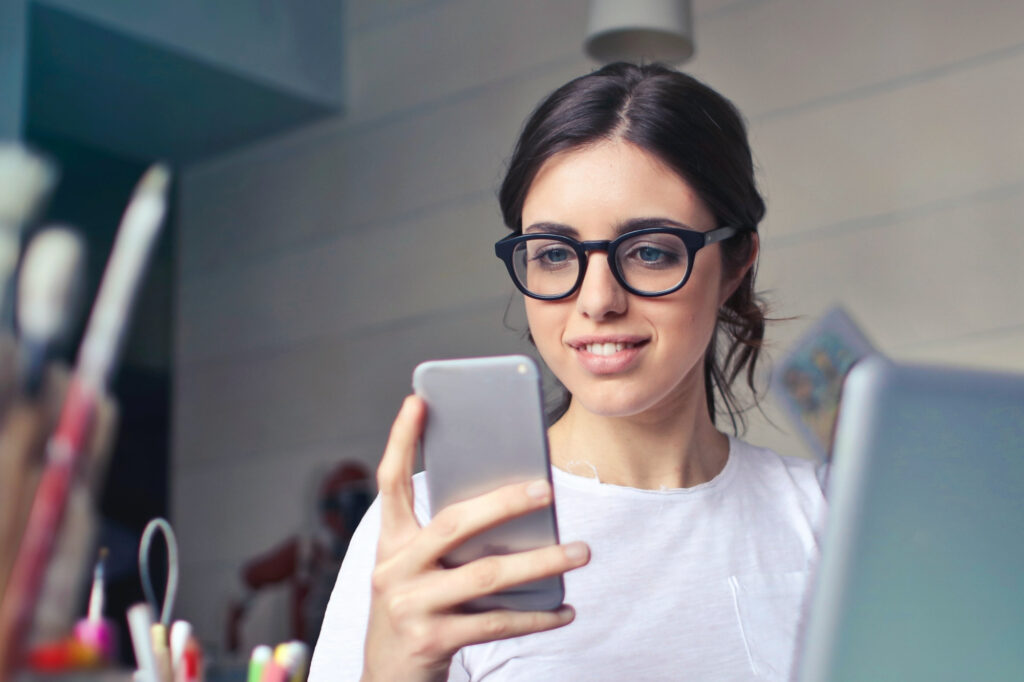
[511,232,691,297]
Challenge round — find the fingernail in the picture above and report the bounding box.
[400,395,418,415]
[526,479,551,500]
[563,542,589,563]
[557,605,575,620]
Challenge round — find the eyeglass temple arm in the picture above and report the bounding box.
[703,225,749,246]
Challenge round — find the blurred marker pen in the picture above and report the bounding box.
[286,641,309,682]
[257,643,292,682]
[178,636,202,682]
[127,603,159,682]
[248,645,272,682]
[169,620,191,673]
[151,624,171,682]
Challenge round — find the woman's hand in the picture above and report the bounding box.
[362,396,589,682]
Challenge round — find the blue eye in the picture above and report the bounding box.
[627,245,678,266]
[531,245,576,268]
[637,246,665,263]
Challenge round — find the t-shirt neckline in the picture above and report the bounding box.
[550,435,741,497]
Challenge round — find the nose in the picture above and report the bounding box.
[575,251,628,320]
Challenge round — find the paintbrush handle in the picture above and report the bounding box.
[0,360,67,601]
[0,379,95,676]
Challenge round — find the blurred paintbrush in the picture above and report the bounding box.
[0,227,86,601]
[0,144,59,417]
[0,164,171,677]
[0,144,58,332]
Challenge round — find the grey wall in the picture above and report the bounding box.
[172,0,1024,654]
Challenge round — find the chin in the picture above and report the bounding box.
[561,362,706,421]
[569,384,668,419]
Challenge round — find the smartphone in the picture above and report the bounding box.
[412,355,564,612]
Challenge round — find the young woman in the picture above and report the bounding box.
[309,62,826,681]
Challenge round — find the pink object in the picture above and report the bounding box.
[73,618,116,661]
[259,661,289,682]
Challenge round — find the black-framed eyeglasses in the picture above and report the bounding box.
[494,225,750,300]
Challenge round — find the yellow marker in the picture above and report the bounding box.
[150,624,172,682]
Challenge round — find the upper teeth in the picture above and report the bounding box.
[585,342,632,356]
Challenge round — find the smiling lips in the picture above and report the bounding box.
[568,337,649,374]
[582,342,636,356]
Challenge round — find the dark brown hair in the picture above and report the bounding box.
[499,62,766,432]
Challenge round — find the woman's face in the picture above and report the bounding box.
[522,139,732,420]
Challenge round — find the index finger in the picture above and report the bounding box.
[376,395,426,550]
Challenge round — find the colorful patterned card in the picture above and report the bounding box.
[771,307,875,462]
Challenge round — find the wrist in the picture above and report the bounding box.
[360,664,450,682]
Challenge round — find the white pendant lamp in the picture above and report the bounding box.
[584,0,694,65]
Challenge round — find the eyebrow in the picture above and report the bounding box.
[523,217,691,238]
[523,222,578,237]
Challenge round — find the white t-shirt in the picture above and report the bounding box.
[309,437,826,681]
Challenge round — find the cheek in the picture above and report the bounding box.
[690,254,728,311]
[524,300,559,343]
[524,300,569,366]
[655,280,722,350]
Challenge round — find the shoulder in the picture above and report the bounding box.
[729,437,823,490]
[727,437,828,525]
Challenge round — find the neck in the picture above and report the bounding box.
[548,387,730,490]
